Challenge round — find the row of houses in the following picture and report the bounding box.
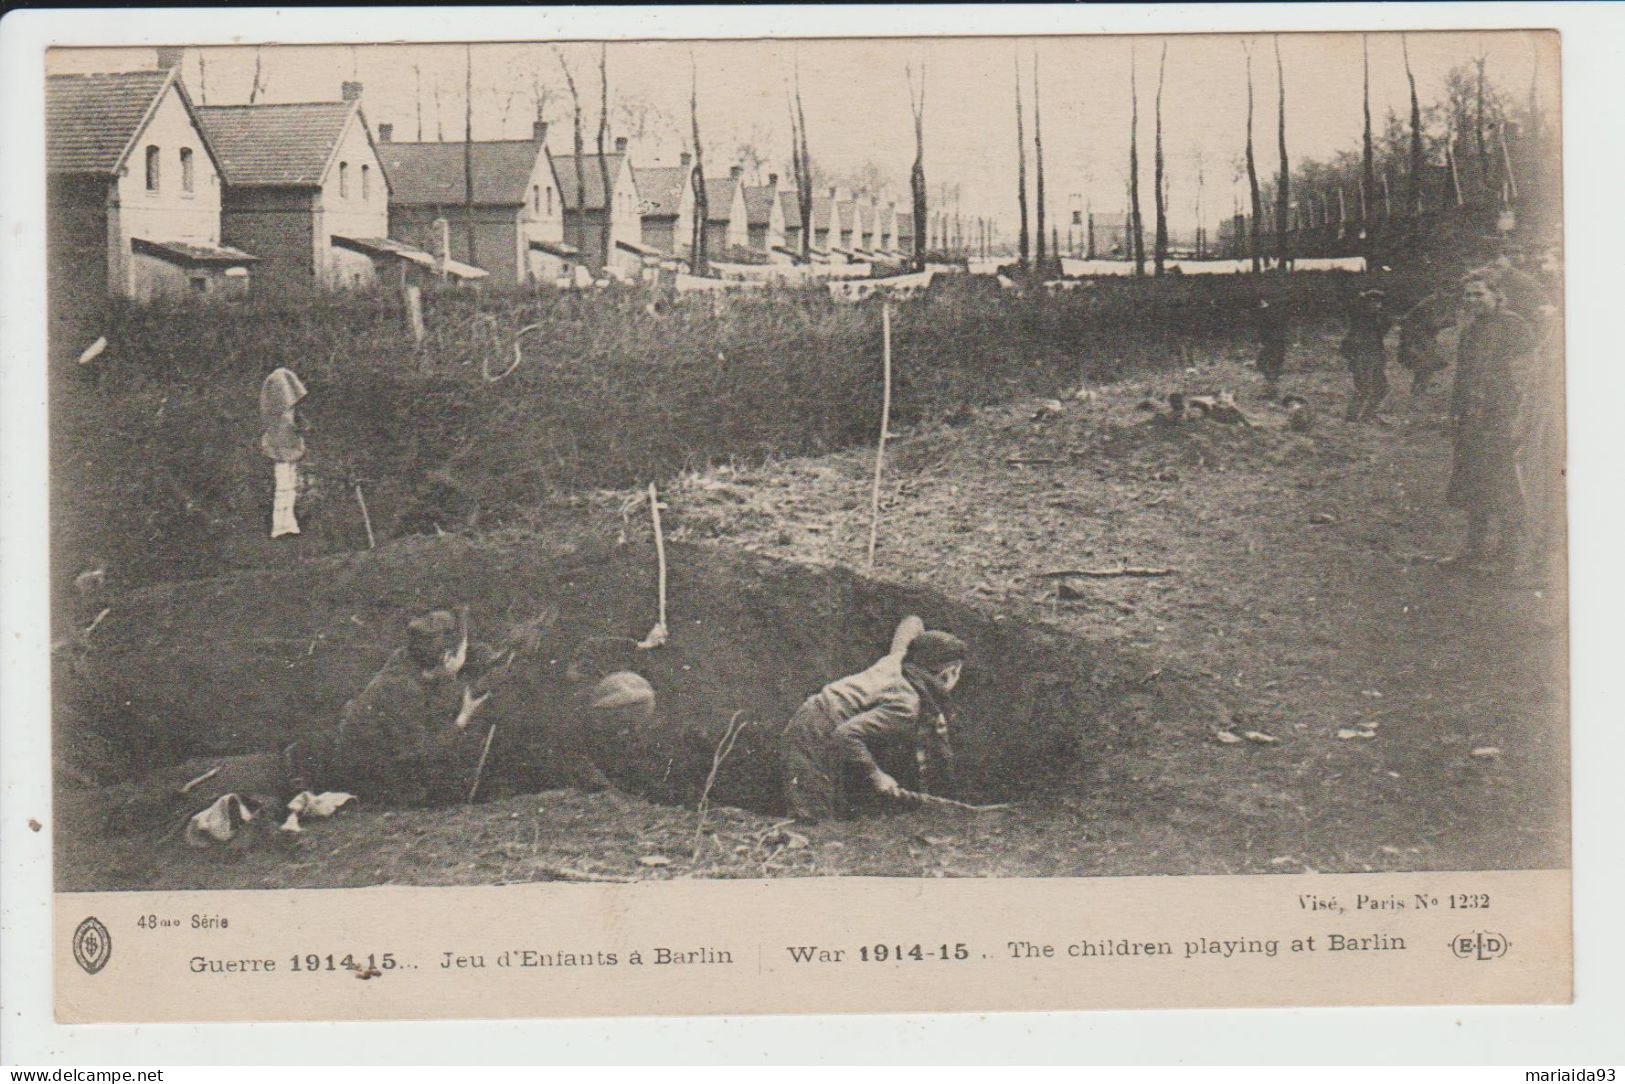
[46,56,918,305]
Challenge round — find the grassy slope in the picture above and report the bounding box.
[56,325,1567,889]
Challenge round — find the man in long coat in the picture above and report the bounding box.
[1445,275,1536,571]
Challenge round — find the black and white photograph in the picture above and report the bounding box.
[39,27,1568,897]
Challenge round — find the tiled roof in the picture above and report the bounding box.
[131,237,258,265]
[702,177,737,223]
[633,166,687,219]
[553,153,626,212]
[779,191,803,230]
[742,185,779,227]
[378,140,546,206]
[47,70,176,175]
[330,235,436,267]
[195,101,358,187]
[810,196,836,232]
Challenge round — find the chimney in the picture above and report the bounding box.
[154,46,184,71]
[614,136,628,153]
[378,123,393,143]
[679,151,692,169]
[768,173,778,188]
[532,119,549,143]
[341,80,363,102]
[730,165,742,180]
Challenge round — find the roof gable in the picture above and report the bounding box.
[195,100,360,188]
[702,177,739,223]
[778,192,804,230]
[742,185,780,227]
[379,139,548,206]
[47,69,187,176]
[633,165,688,219]
[553,153,629,212]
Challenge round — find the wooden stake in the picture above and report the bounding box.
[866,302,893,573]
[403,283,425,343]
[636,481,669,650]
[467,721,498,804]
[650,481,667,630]
[353,483,376,550]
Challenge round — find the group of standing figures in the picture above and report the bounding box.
[1254,248,1563,575]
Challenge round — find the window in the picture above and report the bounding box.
[179,147,194,194]
[361,164,370,201]
[533,186,540,213]
[339,162,349,199]
[145,145,160,191]
[546,187,552,215]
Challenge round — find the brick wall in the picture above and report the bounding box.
[220,189,316,294]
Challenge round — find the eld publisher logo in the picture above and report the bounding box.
[1450,930,1510,961]
[72,916,111,975]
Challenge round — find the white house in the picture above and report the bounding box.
[46,64,256,304]
[197,82,410,292]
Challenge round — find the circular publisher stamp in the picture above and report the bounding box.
[73,916,112,975]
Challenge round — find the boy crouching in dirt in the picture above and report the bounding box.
[780,617,966,823]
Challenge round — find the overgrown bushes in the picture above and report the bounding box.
[52,271,1397,592]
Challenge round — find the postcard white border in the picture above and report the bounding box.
[3,1,1623,1065]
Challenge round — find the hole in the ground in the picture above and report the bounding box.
[61,537,1105,816]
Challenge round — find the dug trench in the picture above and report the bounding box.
[56,533,1136,867]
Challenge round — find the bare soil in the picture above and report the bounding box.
[54,329,1568,890]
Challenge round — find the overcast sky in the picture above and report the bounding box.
[51,30,1557,237]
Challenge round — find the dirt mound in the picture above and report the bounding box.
[61,533,1104,813]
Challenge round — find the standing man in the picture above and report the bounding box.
[1253,295,1290,396]
[1396,292,1457,396]
[780,617,966,822]
[1444,275,1535,572]
[1340,288,1395,422]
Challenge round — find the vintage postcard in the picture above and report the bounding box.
[15,14,1574,1026]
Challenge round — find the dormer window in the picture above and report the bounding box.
[145,145,160,191]
[339,162,350,199]
[179,147,194,194]
[362,164,370,201]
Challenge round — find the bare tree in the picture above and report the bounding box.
[1362,35,1376,248]
[1473,53,1490,199]
[596,44,614,268]
[554,47,589,266]
[1153,41,1169,275]
[1033,50,1047,271]
[1014,55,1030,268]
[793,57,814,262]
[786,90,806,259]
[907,62,928,272]
[1128,45,1145,276]
[1192,147,1205,258]
[1274,35,1290,272]
[463,44,477,266]
[412,63,424,140]
[1404,35,1424,220]
[433,71,444,142]
[194,48,209,105]
[1243,41,1264,272]
[249,45,266,105]
[689,54,709,275]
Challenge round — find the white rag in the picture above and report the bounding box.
[272,461,301,538]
